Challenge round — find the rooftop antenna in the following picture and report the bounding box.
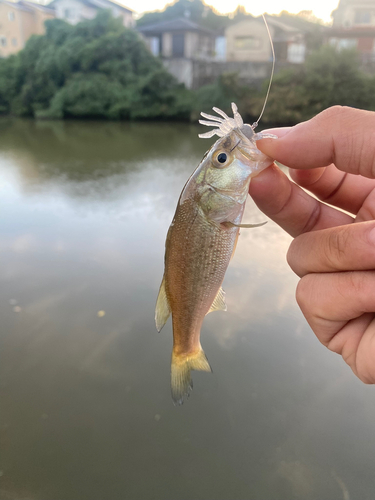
[252,14,275,129]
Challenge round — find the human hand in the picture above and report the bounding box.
[250,106,375,383]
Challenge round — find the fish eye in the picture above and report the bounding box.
[217,153,227,164]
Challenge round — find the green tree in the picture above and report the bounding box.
[0,10,191,120]
[242,46,375,125]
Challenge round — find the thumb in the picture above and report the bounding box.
[257,106,375,179]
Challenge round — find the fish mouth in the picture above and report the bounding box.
[237,140,266,162]
[237,140,274,175]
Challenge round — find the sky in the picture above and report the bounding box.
[127,0,341,22]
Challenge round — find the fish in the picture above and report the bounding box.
[155,103,275,405]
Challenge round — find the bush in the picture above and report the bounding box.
[0,10,190,120]
[255,46,375,125]
[1,17,375,126]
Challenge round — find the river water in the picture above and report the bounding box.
[0,118,374,500]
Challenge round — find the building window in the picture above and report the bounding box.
[63,8,75,19]
[354,10,371,24]
[215,36,226,60]
[329,37,357,51]
[11,38,17,46]
[8,11,15,21]
[149,37,160,57]
[234,36,261,50]
[0,36,7,47]
[287,43,306,64]
[172,34,184,57]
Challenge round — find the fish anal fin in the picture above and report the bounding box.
[206,287,227,315]
[171,348,211,405]
[155,276,171,332]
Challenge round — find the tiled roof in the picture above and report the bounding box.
[137,17,212,34]
[0,0,53,13]
[48,0,133,13]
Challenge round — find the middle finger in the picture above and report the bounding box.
[288,220,375,277]
[249,163,353,237]
[290,163,375,216]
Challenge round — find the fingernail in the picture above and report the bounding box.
[259,127,292,139]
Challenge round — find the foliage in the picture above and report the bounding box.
[192,73,247,121]
[200,46,375,126]
[136,0,253,32]
[1,12,375,126]
[256,46,375,125]
[0,11,191,120]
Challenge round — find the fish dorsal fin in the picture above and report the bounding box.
[207,287,227,315]
[155,277,171,332]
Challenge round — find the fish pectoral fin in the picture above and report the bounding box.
[155,276,171,332]
[222,220,267,229]
[206,287,227,315]
[171,348,212,405]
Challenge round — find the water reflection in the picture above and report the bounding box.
[0,118,374,500]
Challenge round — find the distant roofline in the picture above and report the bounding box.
[48,0,133,13]
[0,0,54,13]
[227,15,307,34]
[20,0,55,13]
[137,17,212,34]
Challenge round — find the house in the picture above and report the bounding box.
[137,17,215,88]
[332,0,375,28]
[137,17,214,59]
[49,0,134,28]
[329,0,375,61]
[225,16,307,65]
[0,0,55,57]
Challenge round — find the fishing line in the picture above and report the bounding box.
[252,14,275,129]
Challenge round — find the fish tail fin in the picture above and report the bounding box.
[171,348,211,405]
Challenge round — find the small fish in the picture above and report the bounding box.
[155,103,275,404]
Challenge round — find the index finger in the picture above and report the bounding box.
[249,162,353,238]
[257,106,375,179]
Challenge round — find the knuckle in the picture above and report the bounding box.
[325,227,350,269]
[318,105,346,121]
[301,202,321,234]
[314,105,347,129]
[287,234,308,276]
[366,132,375,179]
[347,271,366,296]
[286,239,297,272]
[295,275,313,313]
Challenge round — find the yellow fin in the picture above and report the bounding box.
[171,348,212,405]
[206,287,227,315]
[155,277,171,332]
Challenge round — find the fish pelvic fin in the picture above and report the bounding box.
[222,220,267,229]
[171,348,211,405]
[155,276,171,332]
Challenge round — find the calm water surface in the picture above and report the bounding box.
[0,118,374,500]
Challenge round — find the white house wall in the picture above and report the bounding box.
[184,31,198,58]
[54,0,84,25]
[54,0,134,27]
[80,3,97,20]
[334,1,375,27]
[162,32,172,57]
[226,20,275,62]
